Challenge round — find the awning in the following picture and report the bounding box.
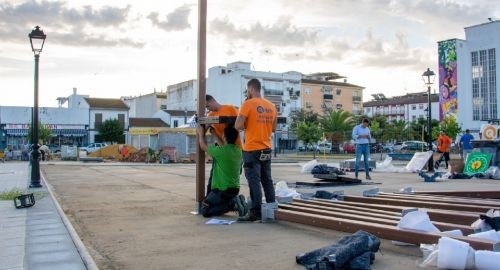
[55,129,87,137]
[6,129,28,136]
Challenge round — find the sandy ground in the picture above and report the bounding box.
[40,162,500,270]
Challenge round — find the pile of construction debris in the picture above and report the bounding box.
[123,147,156,163]
[88,144,137,160]
[275,188,500,270]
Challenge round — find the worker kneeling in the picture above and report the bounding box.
[196,124,247,217]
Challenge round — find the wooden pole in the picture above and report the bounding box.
[195,0,207,212]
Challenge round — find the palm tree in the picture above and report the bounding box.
[320,110,355,148]
[384,119,409,142]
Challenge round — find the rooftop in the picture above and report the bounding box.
[363,92,439,107]
[129,118,169,127]
[84,98,129,110]
[163,110,197,117]
[301,78,364,89]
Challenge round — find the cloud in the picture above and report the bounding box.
[0,1,140,48]
[210,16,318,47]
[147,4,192,31]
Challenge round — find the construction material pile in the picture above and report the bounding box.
[123,147,156,163]
[276,189,500,252]
[88,144,137,160]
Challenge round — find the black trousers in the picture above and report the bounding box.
[201,188,239,217]
[436,151,450,168]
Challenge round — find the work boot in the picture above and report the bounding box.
[366,175,372,180]
[237,209,261,222]
[355,172,359,179]
[234,194,248,217]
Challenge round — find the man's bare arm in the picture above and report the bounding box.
[196,126,208,152]
[235,115,246,131]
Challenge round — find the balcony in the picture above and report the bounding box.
[352,96,362,102]
[323,94,333,100]
[263,87,283,96]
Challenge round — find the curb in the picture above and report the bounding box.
[40,171,99,270]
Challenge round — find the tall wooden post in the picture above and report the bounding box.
[195,0,207,212]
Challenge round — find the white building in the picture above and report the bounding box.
[166,80,198,111]
[438,20,500,131]
[152,110,196,128]
[122,92,167,118]
[363,92,439,122]
[0,106,89,149]
[84,98,129,144]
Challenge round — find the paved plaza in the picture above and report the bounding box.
[1,158,500,269]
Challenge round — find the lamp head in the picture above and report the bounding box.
[29,26,46,55]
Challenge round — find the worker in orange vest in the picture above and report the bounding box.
[435,131,452,169]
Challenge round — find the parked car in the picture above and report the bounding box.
[298,144,316,152]
[48,144,61,153]
[370,143,384,153]
[383,143,395,153]
[316,142,332,153]
[400,141,430,152]
[80,143,108,153]
[342,143,355,154]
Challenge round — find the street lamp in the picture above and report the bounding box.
[28,26,46,188]
[422,68,436,172]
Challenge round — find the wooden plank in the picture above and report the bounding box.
[275,209,498,251]
[413,190,500,199]
[281,204,474,235]
[343,195,493,213]
[377,193,500,208]
[294,199,401,216]
[289,202,400,221]
[306,199,479,225]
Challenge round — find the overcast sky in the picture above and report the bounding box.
[1,0,498,107]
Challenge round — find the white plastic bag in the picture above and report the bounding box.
[275,180,301,199]
[301,159,318,173]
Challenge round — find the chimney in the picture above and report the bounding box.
[344,79,347,83]
[73,87,77,95]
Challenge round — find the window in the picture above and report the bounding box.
[419,104,424,109]
[411,105,416,110]
[336,104,343,110]
[305,101,312,108]
[118,114,125,128]
[95,113,102,129]
[472,48,497,120]
[336,88,342,95]
[412,115,417,121]
[304,87,311,94]
[173,120,178,128]
[160,105,167,110]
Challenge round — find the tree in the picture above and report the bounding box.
[28,123,53,144]
[290,109,320,132]
[433,116,461,141]
[98,119,124,144]
[320,110,354,146]
[296,121,322,159]
[383,119,409,142]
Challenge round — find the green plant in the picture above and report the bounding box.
[0,188,23,200]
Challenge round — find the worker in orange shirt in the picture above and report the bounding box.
[435,131,452,169]
[235,78,277,222]
[205,95,242,196]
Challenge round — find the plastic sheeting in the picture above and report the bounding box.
[373,156,408,173]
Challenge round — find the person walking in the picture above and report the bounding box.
[205,95,242,196]
[352,118,372,180]
[196,125,246,217]
[459,129,474,161]
[235,78,277,222]
[436,131,452,169]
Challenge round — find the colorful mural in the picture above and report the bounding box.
[438,40,458,121]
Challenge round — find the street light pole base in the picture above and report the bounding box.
[29,183,42,188]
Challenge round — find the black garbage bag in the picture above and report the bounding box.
[311,164,345,175]
[314,190,338,200]
[480,215,500,231]
[296,230,380,270]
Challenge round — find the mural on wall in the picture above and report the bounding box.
[438,39,458,121]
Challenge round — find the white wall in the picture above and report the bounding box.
[0,106,88,125]
[89,109,128,143]
[166,80,197,111]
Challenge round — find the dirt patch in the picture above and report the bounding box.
[42,164,422,270]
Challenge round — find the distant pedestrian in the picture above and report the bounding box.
[235,78,277,222]
[352,118,372,180]
[460,129,474,161]
[436,131,452,169]
[39,144,49,161]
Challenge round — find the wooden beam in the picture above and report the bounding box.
[275,209,498,251]
[280,204,474,235]
[195,0,207,211]
[302,199,479,225]
[413,190,500,199]
[343,195,493,213]
[377,192,500,208]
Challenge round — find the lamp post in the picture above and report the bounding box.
[28,26,46,188]
[422,68,436,172]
